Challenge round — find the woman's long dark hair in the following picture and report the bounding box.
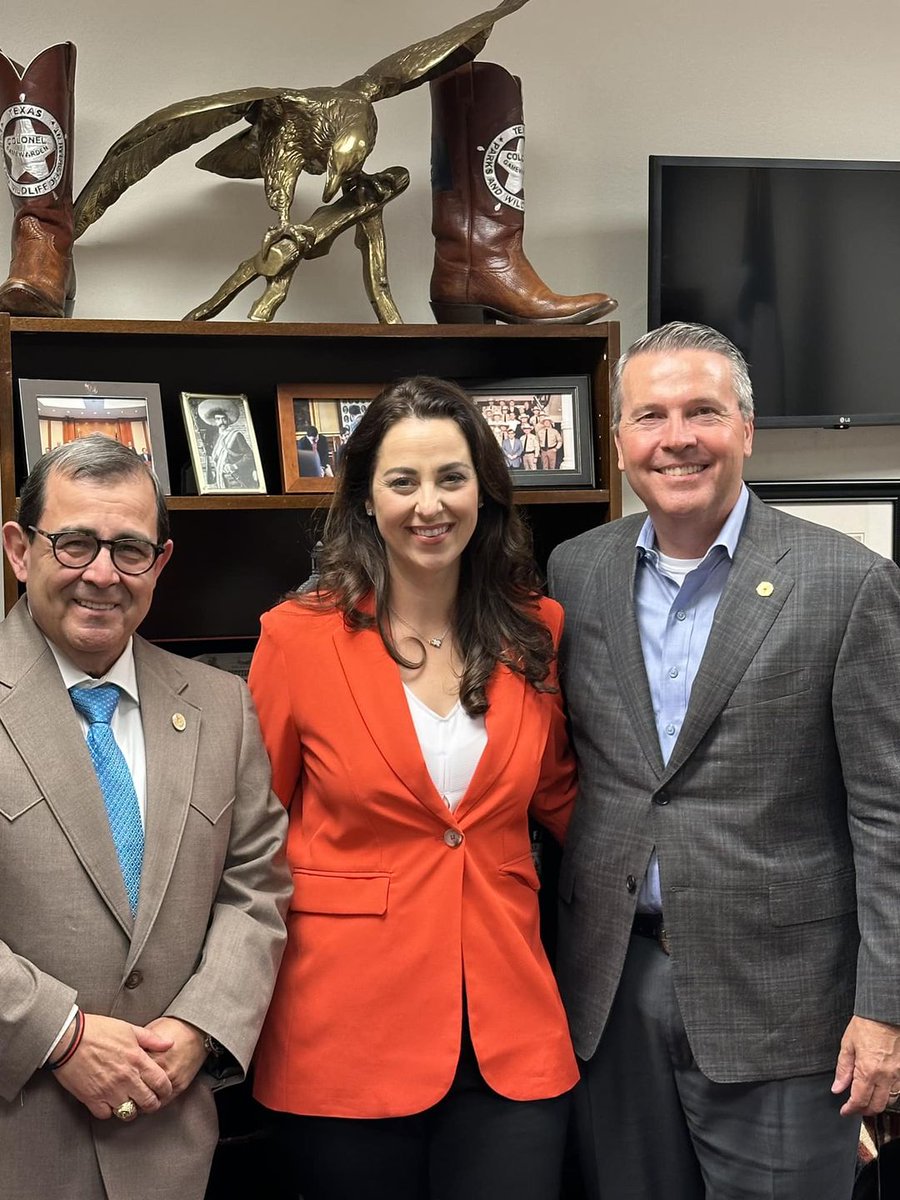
[294,375,556,715]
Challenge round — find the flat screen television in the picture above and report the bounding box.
[648,155,900,428]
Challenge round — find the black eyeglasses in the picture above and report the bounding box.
[29,527,165,576]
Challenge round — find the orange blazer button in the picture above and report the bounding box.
[443,828,464,848]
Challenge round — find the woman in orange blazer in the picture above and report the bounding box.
[249,376,579,1200]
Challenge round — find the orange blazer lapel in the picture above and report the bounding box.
[453,663,526,821]
[332,622,449,821]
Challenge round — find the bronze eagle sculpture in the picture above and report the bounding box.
[73,0,530,321]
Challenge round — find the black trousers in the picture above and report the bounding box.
[269,1019,572,1200]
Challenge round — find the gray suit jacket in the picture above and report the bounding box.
[548,492,900,1082]
[0,599,291,1200]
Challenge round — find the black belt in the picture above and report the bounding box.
[632,912,671,954]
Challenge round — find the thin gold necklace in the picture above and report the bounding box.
[390,609,452,649]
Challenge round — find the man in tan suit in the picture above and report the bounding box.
[0,435,291,1200]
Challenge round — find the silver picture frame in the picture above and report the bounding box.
[18,377,171,494]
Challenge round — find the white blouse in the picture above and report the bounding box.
[403,684,488,812]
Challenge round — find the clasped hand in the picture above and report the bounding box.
[53,1012,208,1119]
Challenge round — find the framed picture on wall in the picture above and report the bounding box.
[750,480,900,562]
[276,382,381,493]
[180,392,267,495]
[18,378,171,493]
[465,375,595,488]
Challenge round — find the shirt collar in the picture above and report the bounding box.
[44,634,139,703]
[635,483,750,565]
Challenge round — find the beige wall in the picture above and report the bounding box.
[6,0,900,510]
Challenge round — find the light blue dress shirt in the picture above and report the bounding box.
[633,485,750,912]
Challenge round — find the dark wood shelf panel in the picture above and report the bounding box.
[515,488,610,506]
[6,316,616,342]
[167,494,336,511]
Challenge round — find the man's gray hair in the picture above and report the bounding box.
[611,322,755,428]
[17,434,169,542]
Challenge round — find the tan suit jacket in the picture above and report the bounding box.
[0,599,291,1200]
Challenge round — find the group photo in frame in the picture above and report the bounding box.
[750,480,900,562]
[180,392,267,496]
[465,375,595,488]
[276,383,381,493]
[18,377,171,494]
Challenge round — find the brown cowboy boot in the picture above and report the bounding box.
[429,61,616,325]
[0,42,76,317]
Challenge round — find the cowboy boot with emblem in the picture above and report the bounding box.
[0,43,76,317]
[429,60,616,325]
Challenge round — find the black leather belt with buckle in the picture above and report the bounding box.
[632,912,671,955]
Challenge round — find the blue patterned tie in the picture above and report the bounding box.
[70,684,143,916]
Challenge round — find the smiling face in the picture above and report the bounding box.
[368,416,479,590]
[615,348,754,557]
[2,468,173,676]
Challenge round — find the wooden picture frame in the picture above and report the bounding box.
[180,392,267,495]
[465,375,595,488]
[276,383,381,493]
[18,377,171,493]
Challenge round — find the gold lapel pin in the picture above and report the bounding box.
[756,581,774,597]
[172,712,187,732]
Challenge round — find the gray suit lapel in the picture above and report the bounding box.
[594,529,666,778]
[663,496,794,780]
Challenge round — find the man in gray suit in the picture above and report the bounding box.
[0,435,291,1200]
[548,322,900,1200]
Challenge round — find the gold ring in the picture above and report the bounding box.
[113,1099,138,1122]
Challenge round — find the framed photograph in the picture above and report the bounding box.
[750,480,900,562]
[465,375,595,488]
[276,383,381,493]
[180,392,266,495]
[18,378,171,493]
